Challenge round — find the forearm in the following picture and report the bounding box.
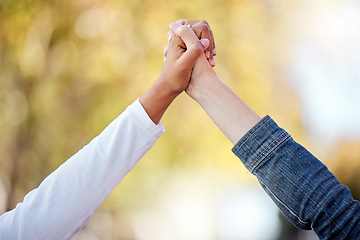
[232,116,360,239]
[0,99,164,239]
[192,75,261,145]
[140,78,179,125]
[191,65,360,237]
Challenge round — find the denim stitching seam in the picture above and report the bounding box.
[249,132,290,173]
[233,116,272,154]
[258,178,311,226]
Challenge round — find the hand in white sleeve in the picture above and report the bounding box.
[0,99,164,239]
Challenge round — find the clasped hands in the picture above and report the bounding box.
[147,20,259,144]
[159,19,219,102]
[139,19,221,125]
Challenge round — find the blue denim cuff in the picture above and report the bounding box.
[232,115,290,173]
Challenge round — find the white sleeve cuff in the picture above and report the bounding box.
[130,98,165,137]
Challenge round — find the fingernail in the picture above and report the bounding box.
[200,39,209,48]
[164,57,166,62]
[210,58,215,66]
[213,48,217,55]
[163,44,169,56]
[206,50,210,58]
[169,23,180,30]
[167,31,172,42]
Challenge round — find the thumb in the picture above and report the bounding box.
[178,38,210,69]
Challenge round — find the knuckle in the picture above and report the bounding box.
[177,25,189,35]
[176,19,188,24]
[199,24,209,32]
[191,20,201,27]
[169,36,181,47]
[200,20,209,26]
[192,41,204,52]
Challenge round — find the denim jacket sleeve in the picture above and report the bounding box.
[232,115,360,240]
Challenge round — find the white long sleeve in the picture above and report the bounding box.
[0,99,165,239]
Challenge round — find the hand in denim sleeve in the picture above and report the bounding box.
[176,19,360,239]
[232,115,360,239]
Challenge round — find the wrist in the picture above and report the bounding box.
[157,78,183,100]
[139,78,180,125]
[187,74,220,104]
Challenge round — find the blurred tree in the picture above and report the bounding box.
[0,0,334,239]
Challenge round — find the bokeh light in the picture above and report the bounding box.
[1,0,359,239]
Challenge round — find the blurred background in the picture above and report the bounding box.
[1,0,360,239]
